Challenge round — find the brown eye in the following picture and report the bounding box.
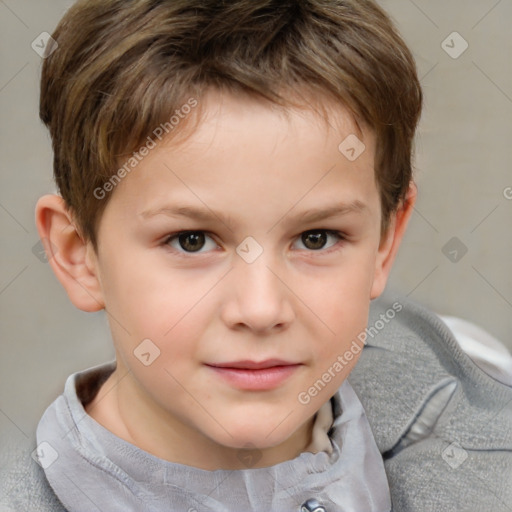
[301,230,328,250]
[164,230,218,256]
[294,230,344,252]
[177,231,205,252]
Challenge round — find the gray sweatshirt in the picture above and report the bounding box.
[1,293,511,511]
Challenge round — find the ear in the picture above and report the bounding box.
[370,181,417,299]
[35,194,105,312]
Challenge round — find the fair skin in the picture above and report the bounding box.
[35,89,416,470]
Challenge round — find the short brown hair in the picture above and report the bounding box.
[40,0,422,250]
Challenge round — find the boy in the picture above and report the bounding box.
[2,0,511,510]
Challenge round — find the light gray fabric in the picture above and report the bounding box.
[438,314,512,386]
[34,369,390,512]
[0,434,67,511]
[1,293,511,511]
[348,292,512,511]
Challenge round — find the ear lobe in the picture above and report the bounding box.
[35,194,105,312]
[370,182,417,299]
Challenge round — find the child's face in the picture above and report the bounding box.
[87,89,393,464]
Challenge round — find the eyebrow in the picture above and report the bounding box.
[289,200,367,224]
[139,200,367,230]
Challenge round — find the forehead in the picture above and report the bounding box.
[172,88,369,154]
[104,88,379,227]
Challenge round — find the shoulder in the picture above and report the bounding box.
[0,434,67,512]
[349,292,512,512]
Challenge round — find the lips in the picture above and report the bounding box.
[205,359,302,390]
[207,359,298,370]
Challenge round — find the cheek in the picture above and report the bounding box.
[101,250,218,338]
[304,257,374,330]
[98,257,223,386]
[298,255,375,377]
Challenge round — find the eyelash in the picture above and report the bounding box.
[161,229,347,257]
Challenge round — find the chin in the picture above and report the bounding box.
[208,415,305,453]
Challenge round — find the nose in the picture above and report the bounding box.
[220,250,295,334]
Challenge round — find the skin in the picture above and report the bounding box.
[35,88,416,470]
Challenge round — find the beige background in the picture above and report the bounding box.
[1,0,511,442]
